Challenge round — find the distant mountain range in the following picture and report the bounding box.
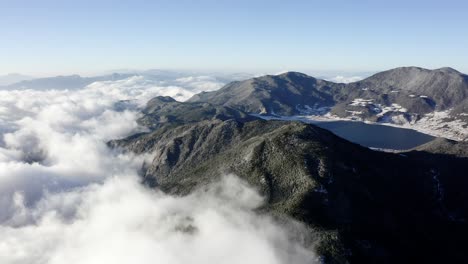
[0,70,254,93]
[0,73,134,90]
[190,67,468,140]
[110,94,468,263]
[0,73,34,86]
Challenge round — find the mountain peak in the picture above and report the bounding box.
[380,66,463,76]
[383,66,428,73]
[437,67,461,74]
[148,96,177,103]
[363,66,466,83]
[276,71,311,79]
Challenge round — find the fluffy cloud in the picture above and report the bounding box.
[0,75,317,264]
[87,75,225,102]
[0,175,317,264]
[326,75,363,83]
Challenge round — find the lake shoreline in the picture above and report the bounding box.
[252,114,437,150]
[252,113,465,142]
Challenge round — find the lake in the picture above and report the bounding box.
[313,120,434,150]
[255,115,435,150]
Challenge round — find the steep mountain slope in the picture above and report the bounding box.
[411,137,468,158]
[334,67,468,128]
[138,96,255,129]
[110,97,468,264]
[350,67,467,110]
[189,67,468,140]
[404,138,468,226]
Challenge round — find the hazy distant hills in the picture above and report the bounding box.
[190,67,468,140]
[0,73,134,90]
[111,96,468,263]
[0,73,34,86]
[0,70,254,97]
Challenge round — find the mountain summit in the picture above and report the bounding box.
[189,71,344,115]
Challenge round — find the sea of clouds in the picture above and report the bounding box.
[0,74,317,264]
[326,75,363,83]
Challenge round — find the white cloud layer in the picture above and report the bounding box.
[86,75,225,102]
[326,75,363,83]
[0,75,317,264]
[0,175,316,264]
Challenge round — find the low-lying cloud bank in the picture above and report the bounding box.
[0,175,316,264]
[86,75,226,102]
[326,75,363,83]
[0,75,317,264]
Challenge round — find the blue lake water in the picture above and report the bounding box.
[255,115,437,150]
[314,121,435,150]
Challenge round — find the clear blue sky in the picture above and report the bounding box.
[1,0,468,75]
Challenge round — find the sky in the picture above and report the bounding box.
[1,0,468,76]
